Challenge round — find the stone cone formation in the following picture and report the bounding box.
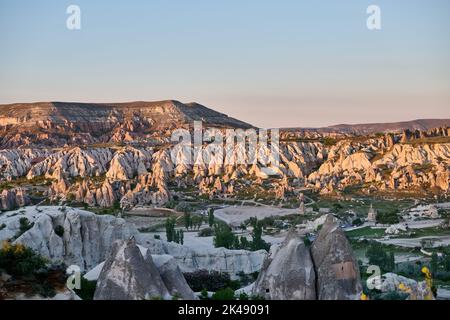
[0,102,448,211]
[252,229,316,300]
[253,214,362,300]
[311,215,363,300]
[94,238,170,300]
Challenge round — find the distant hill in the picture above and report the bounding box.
[0,100,253,130]
[283,119,450,134]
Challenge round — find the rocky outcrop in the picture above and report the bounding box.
[0,107,448,210]
[380,273,434,300]
[0,206,138,271]
[94,238,170,300]
[311,215,363,300]
[152,254,198,300]
[141,237,266,278]
[0,188,30,210]
[252,230,316,300]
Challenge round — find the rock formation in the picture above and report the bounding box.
[94,238,170,300]
[0,206,138,271]
[152,254,198,300]
[311,215,363,300]
[252,230,316,300]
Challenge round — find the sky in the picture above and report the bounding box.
[0,0,449,128]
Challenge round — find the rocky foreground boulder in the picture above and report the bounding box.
[0,206,138,271]
[94,238,197,300]
[253,214,362,300]
[252,230,316,300]
[311,215,363,300]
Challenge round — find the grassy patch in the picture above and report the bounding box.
[346,227,386,239]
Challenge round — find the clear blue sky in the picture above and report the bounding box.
[0,0,449,127]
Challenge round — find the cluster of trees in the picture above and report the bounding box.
[376,209,400,225]
[165,218,184,245]
[183,213,203,231]
[213,219,270,252]
[165,208,216,244]
[366,242,396,272]
[0,241,58,298]
[430,249,450,281]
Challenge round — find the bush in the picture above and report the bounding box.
[238,292,249,300]
[74,278,97,300]
[213,224,236,249]
[14,217,34,239]
[352,218,364,226]
[198,227,214,237]
[0,242,47,277]
[199,288,209,300]
[54,225,64,237]
[377,210,400,225]
[184,270,233,292]
[365,242,395,273]
[212,288,236,300]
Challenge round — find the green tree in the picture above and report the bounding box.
[184,213,192,230]
[431,252,439,275]
[213,224,236,249]
[208,209,215,227]
[366,243,395,272]
[165,218,176,242]
[179,229,184,245]
[212,288,236,300]
[251,221,270,251]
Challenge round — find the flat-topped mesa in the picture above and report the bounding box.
[0,100,252,129]
[0,100,253,148]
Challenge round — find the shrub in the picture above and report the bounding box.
[74,278,97,300]
[213,224,236,249]
[238,292,249,300]
[0,242,47,277]
[199,288,209,300]
[212,288,236,300]
[365,242,396,273]
[198,227,213,237]
[377,210,400,225]
[14,217,34,239]
[0,223,5,231]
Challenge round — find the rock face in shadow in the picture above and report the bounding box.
[94,238,170,300]
[311,215,363,300]
[252,230,316,300]
[152,254,198,300]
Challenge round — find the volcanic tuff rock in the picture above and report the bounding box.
[0,188,30,210]
[152,254,198,300]
[252,230,316,300]
[0,206,139,271]
[252,215,363,300]
[0,101,252,148]
[311,215,363,300]
[141,236,266,277]
[94,238,170,300]
[379,273,434,300]
[0,101,449,211]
